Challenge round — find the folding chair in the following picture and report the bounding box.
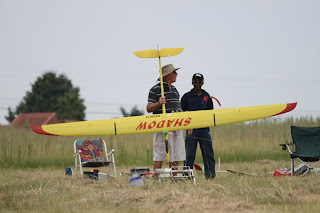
[74,139,116,178]
[280,126,320,176]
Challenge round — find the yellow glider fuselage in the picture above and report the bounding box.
[32,102,296,136]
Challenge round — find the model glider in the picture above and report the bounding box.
[32,102,297,136]
[31,46,297,163]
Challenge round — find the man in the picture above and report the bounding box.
[146,64,185,171]
[181,73,216,179]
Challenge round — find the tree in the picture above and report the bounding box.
[5,107,15,123]
[56,87,86,120]
[120,106,144,117]
[11,72,86,121]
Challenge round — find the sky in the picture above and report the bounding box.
[0,0,319,125]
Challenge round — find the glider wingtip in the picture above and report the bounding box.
[289,102,297,108]
[273,102,297,116]
[31,126,57,136]
[285,102,297,112]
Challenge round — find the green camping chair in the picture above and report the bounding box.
[280,126,320,176]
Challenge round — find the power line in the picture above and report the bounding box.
[0,97,21,100]
[0,98,145,110]
[86,111,122,115]
[0,107,125,116]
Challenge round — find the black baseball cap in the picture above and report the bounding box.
[192,73,204,81]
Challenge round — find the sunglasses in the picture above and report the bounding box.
[192,81,203,84]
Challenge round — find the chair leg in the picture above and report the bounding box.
[112,154,117,177]
[302,168,311,176]
[79,155,83,175]
[74,155,77,175]
[291,158,294,176]
[75,157,78,176]
[301,161,319,176]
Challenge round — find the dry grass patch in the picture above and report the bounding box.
[1,161,320,212]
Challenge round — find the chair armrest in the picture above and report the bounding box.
[107,149,115,158]
[74,150,81,158]
[279,142,294,151]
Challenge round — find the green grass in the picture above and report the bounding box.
[1,116,320,168]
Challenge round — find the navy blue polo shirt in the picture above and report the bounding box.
[148,82,181,114]
[180,89,213,112]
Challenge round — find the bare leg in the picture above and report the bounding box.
[169,161,178,168]
[169,161,179,177]
[153,161,162,180]
[154,161,162,171]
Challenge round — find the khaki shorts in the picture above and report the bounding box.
[153,130,186,162]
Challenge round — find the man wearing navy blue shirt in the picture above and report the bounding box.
[181,73,216,179]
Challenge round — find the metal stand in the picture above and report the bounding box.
[155,166,196,183]
[216,157,227,173]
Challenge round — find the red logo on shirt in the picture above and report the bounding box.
[203,96,208,102]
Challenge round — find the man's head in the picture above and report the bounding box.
[159,64,180,83]
[192,73,204,89]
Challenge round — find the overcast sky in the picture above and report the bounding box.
[0,0,319,125]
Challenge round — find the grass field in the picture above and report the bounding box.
[1,116,320,212]
[1,116,319,168]
[1,161,320,212]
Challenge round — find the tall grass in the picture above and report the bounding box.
[1,116,319,168]
[213,116,320,163]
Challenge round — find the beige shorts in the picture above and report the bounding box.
[153,130,186,162]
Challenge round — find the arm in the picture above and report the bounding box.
[207,93,214,110]
[146,96,166,113]
[181,93,192,135]
[180,93,188,112]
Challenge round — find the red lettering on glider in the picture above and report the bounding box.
[136,122,147,130]
[148,121,156,129]
[156,120,165,128]
[174,119,184,127]
[184,117,192,126]
[167,119,175,127]
[135,117,192,131]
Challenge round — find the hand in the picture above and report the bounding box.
[159,97,166,105]
[187,129,193,136]
[146,96,166,113]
